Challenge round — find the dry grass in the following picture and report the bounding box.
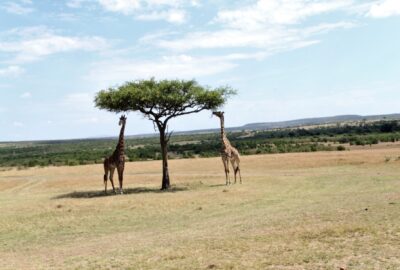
[1,148,400,269]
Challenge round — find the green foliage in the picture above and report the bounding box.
[337,145,346,151]
[95,78,236,188]
[94,78,236,117]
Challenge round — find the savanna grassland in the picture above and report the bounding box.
[1,148,400,269]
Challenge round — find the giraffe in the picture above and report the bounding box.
[213,111,242,185]
[103,115,127,194]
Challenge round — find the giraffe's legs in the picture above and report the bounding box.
[231,158,242,184]
[222,157,230,185]
[230,159,238,184]
[117,165,124,194]
[237,166,242,184]
[234,165,242,184]
[103,160,109,194]
[104,175,107,194]
[109,167,116,194]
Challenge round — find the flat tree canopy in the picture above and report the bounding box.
[95,78,236,189]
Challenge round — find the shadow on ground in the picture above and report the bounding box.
[208,184,227,187]
[53,186,189,199]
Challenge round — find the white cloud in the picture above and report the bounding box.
[303,21,356,35]
[88,0,358,87]
[190,0,200,7]
[67,0,89,8]
[87,54,237,87]
[96,0,197,23]
[155,28,290,51]
[145,0,182,6]
[0,65,25,77]
[367,0,400,18]
[1,1,34,15]
[98,0,141,14]
[215,0,353,29]
[0,27,109,63]
[146,22,354,52]
[140,0,356,55]
[20,92,32,99]
[55,13,79,22]
[136,9,186,24]
[13,121,24,127]
[98,0,187,13]
[98,0,189,11]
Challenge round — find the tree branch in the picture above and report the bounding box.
[165,126,174,143]
[164,105,206,122]
[152,121,158,133]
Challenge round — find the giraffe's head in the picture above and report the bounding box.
[212,111,224,118]
[119,115,127,126]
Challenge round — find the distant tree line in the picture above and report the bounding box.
[1,120,399,168]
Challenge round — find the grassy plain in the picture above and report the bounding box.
[0,148,400,269]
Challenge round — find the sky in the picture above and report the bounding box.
[0,0,399,141]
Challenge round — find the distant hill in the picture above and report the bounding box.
[3,113,400,143]
[149,113,400,137]
[241,113,400,131]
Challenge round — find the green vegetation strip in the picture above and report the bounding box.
[1,120,400,168]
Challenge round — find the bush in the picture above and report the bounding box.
[68,160,79,166]
[337,145,346,151]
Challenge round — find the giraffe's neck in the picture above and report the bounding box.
[219,116,231,148]
[116,122,125,155]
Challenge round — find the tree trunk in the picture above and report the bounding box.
[159,127,170,190]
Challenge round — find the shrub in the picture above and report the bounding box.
[337,145,346,151]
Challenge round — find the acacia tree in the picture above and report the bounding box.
[95,78,235,190]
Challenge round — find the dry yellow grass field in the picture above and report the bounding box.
[1,148,400,269]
